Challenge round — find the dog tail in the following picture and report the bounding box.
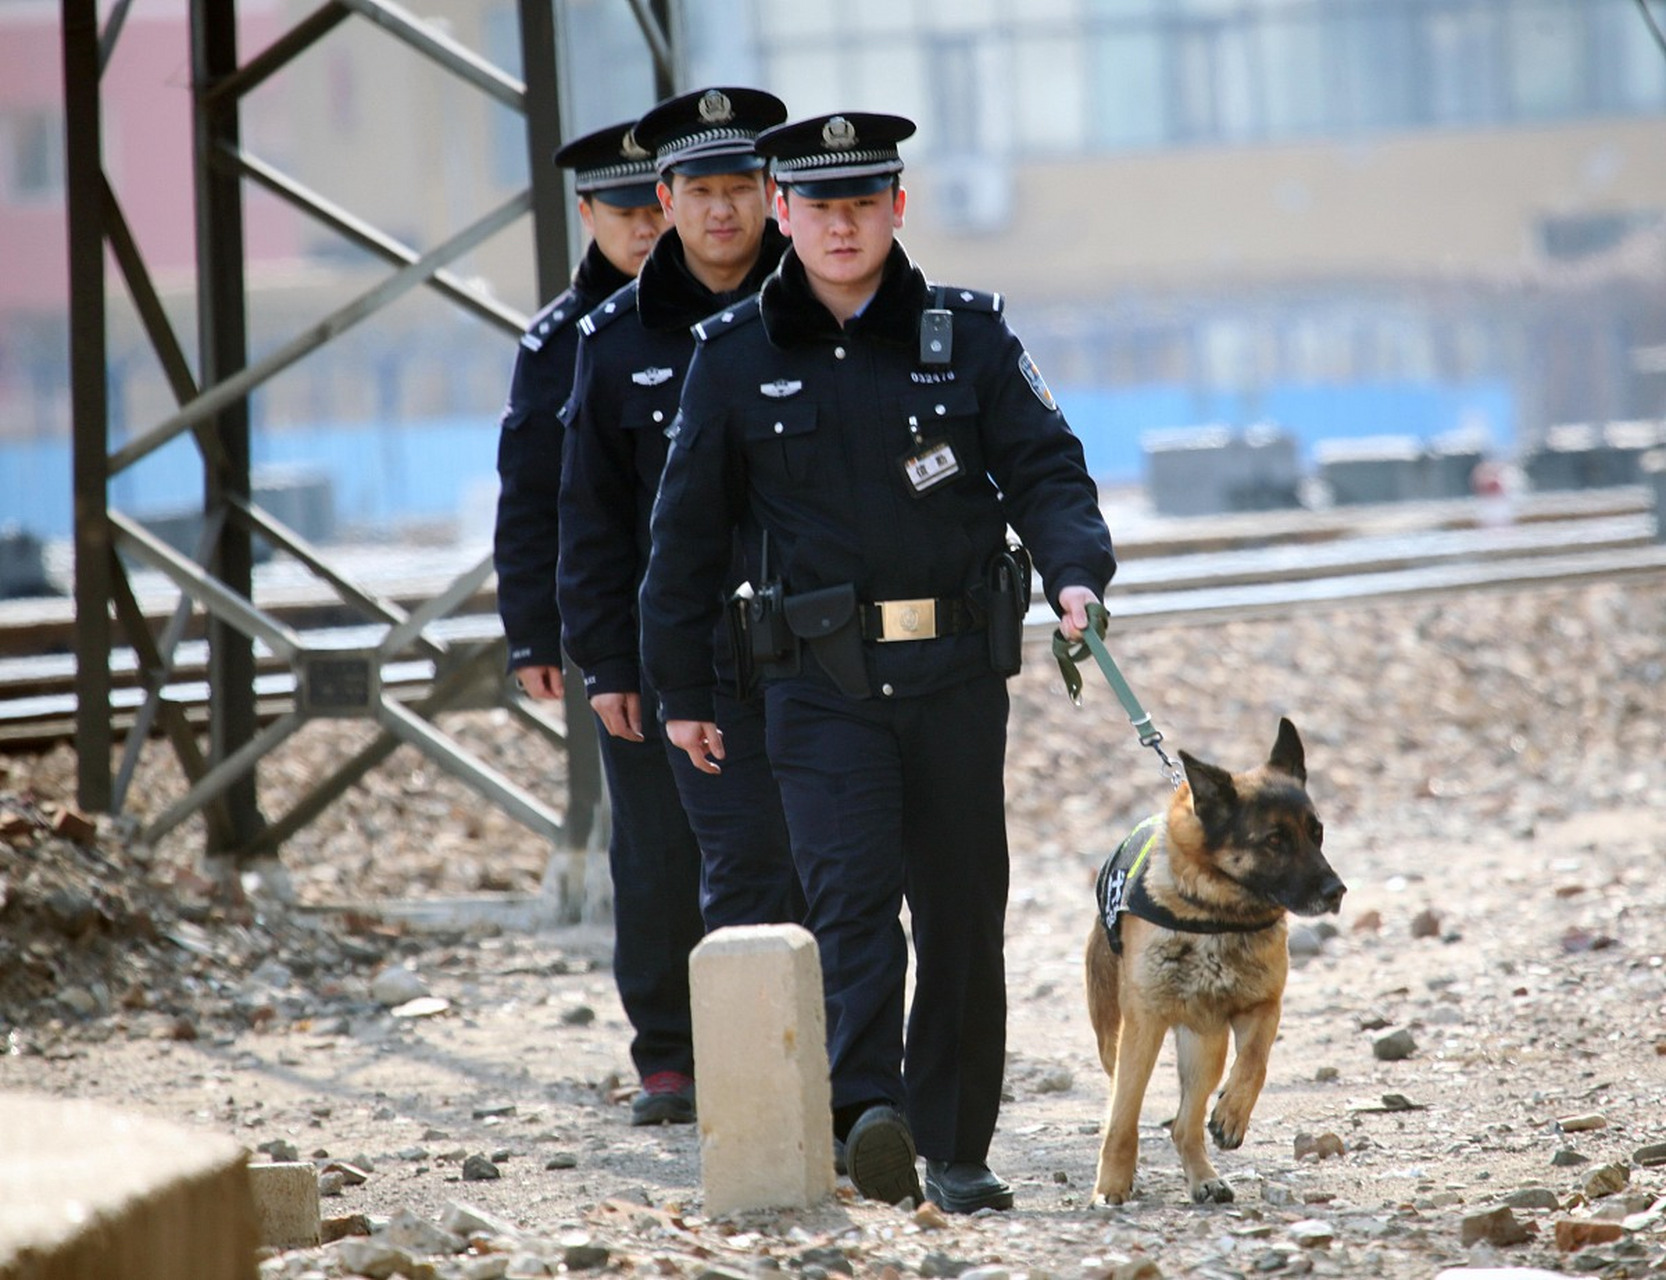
[1085,920,1122,1076]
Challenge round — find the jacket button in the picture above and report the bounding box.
[834,346,847,359]
[652,410,664,423]
[935,404,947,415]
[881,683,894,697]
[774,422,784,433]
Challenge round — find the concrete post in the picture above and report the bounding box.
[247,1161,321,1249]
[689,924,835,1216]
[0,1093,256,1280]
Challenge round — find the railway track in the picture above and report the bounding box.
[2,488,1661,749]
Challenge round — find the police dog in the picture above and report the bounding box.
[1085,718,1344,1205]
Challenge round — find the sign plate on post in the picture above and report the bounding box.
[298,651,380,716]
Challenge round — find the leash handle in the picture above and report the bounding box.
[1053,602,1186,789]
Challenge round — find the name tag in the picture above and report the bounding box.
[899,438,960,495]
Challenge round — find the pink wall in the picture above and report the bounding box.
[0,5,298,314]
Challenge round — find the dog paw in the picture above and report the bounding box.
[1208,1112,1247,1151]
[1191,1178,1235,1204]
[1091,1183,1132,1206]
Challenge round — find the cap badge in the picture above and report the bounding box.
[697,90,734,124]
[620,129,650,161]
[822,116,858,150]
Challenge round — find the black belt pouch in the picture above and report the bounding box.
[985,545,1030,677]
[783,584,870,699]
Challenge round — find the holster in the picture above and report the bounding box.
[986,542,1031,677]
[783,583,870,699]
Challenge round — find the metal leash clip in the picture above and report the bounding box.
[1051,602,1186,790]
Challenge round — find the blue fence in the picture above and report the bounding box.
[0,378,1515,541]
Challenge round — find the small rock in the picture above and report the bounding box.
[1460,1206,1535,1247]
[1373,1028,1417,1061]
[799,1246,855,1275]
[1554,1219,1625,1252]
[1313,1066,1340,1083]
[1582,1164,1629,1199]
[1557,1113,1607,1133]
[560,1004,597,1026]
[1351,909,1382,933]
[1551,1149,1589,1167]
[472,1102,518,1119]
[912,1201,951,1230]
[43,888,100,938]
[1033,1066,1073,1094]
[1263,1183,1298,1206]
[334,1239,416,1280]
[1410,907,1442,939]
[322,1160,370,1185]
[1289,1220,1335,1249]
[389,995,450,1019]
[258,1139,300,1163]
[462,1153,501,1182]
[959,1268,1010,1280]
[1632,1142,1666,1168]
[1287,926,1324,958]
[369,965,429,1007]
[1503,1187,1561,1211]
[563,1244,610,1272]
[48,805,97,843]
[545,1151,579,1170]
[317,1169,346,1197]
[441,1202,521,1240]
[382,1207,466,1255]
[321,1213,371,1243]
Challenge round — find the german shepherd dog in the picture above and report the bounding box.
[1085,718,1345,1205]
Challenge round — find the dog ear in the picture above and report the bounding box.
[1181,749,1237,824]
[1268,717,1306,783]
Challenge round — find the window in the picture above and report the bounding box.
[2,110,63,204]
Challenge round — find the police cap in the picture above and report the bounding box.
[758,112,915,199]
[632,87,787,179]
[553,120,660,208]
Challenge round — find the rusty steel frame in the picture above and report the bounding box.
[62,0,683,911]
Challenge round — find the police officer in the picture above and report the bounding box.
[640,113,1115,1210]
[493,120,665,698]
[557,88,802,1123]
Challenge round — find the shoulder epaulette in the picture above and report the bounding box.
[519,285,583,352]
[692,294,762,342]
[577,282,640,338]
[934,285,1004,315]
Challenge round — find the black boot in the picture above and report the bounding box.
[924,1159,1014,1213]
[844,1105,921,1205]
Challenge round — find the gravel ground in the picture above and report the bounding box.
[2,575,1665,1279]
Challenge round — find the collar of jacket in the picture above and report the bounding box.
[571,237,633,304]
[759,241,928,350]
[636,222,789,333]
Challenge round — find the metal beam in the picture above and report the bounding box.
[229,145,524,335]
[341,0,526,110]
[108,188,532,475]
[203,1,350,104]
[64,0,112,811]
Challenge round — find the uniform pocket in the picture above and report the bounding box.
[895,383,984,484]
[742,402,819,485]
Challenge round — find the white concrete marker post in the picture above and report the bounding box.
[689,923,835,1216]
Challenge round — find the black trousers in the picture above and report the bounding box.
[667,686,804,930]
[593,711,704,1080]
[764,671,1011,1164]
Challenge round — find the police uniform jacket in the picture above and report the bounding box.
[493,239,631,672]
[642,242,1117,723]
[558,221,790,699]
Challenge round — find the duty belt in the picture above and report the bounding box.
[859,596,984,643]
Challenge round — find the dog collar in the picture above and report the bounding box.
[1097,814,1282,956]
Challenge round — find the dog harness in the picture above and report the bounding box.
[1096,814,1282,956]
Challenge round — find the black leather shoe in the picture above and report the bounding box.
[924,1159,1014,1213]
[844,1105,921,1205]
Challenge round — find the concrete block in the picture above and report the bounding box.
[1644,449,1666,543]
[247,1161,321,1250]
[689,924,835,1216]
[0,1092,257,1280]
[1316,435,1423,504]
[1143,425,1300,517]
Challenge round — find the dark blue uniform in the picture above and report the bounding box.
[641,243,1116,1166]
[492,239,630,670]
[557,224,801,1081]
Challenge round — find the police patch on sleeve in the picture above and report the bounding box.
[1018,350,1058,411]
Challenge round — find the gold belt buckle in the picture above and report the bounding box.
[879,597,936,642]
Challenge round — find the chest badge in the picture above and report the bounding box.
[760,379,803,399]
[631,366,674,387]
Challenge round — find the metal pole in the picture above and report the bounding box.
[64,0,113,812]
[191,0,264,853]
[518,0,603,855]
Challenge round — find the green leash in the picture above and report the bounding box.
[1052,601,1185,789]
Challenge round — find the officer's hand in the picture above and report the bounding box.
[1057,585,1099,641]
[591,692,644,741]
[515,664,564,701]
[667,720,724,775]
